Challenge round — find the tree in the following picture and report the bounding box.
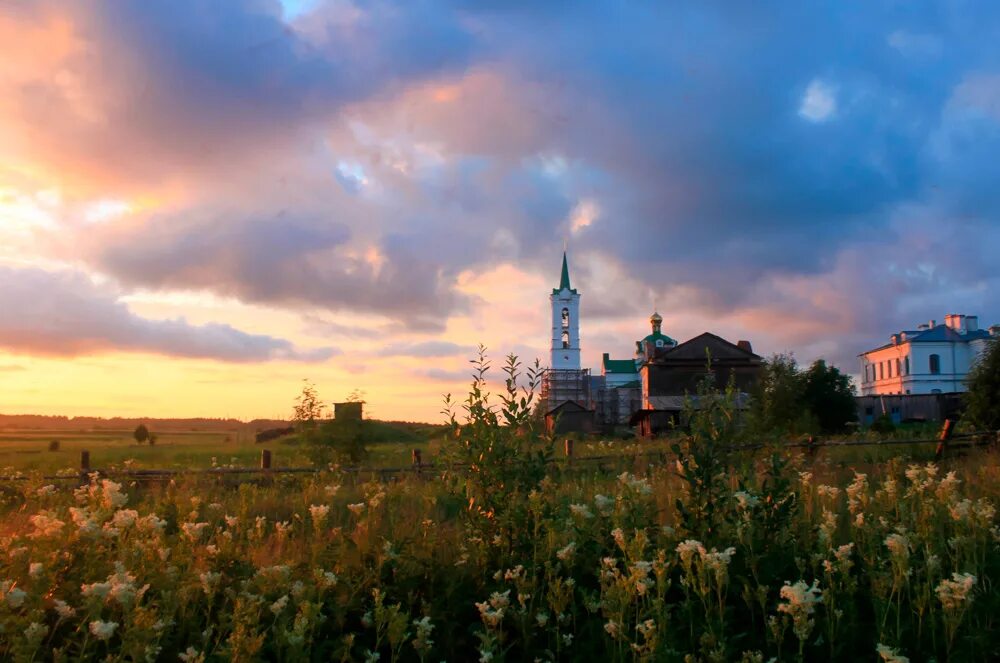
[964,339,1000,432]
[292,381,370,465]
[801,360,857,433]
[747,354,817,436]
[293,380,327,455]
[133,424,149,445]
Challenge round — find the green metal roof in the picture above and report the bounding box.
[552,251,578,294]
[638,331,677,347]
[603,356,638,374]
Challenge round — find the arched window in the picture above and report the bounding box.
[562,330,570,349]
[561,308,569,329]
[929,354,941,374]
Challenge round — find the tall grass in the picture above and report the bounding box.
[0,360,997,661]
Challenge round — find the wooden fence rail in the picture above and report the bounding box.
[1,421,997,483]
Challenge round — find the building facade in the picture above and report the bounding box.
[859,314,999,396]
[541,253,591,417]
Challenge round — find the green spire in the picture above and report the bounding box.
[559,251,571,290]
[552,251,578,294]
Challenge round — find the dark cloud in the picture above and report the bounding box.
[5,0,1000,367]
[0,266,336,362]
[84,209,469,330]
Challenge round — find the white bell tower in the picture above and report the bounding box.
[550,251,581,370]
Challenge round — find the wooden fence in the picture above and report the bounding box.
[2,420,997,484]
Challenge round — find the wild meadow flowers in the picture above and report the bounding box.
[0,445,997,661]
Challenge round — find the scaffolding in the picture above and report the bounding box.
[541,368,591,412]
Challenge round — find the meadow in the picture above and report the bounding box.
[0,420,445,476]
[1,406,998,661]
[1,363,997,662]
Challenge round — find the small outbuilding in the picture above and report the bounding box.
[334,401,364,421]
[545,400,596,435]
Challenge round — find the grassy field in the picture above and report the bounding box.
[0,421,452,475]
[1,437,997,661]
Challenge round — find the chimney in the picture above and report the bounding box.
[929,319,937,329]
[891,334,899,345]
[966,316,979,333]
[945,314,964,332]
[737,340,753,353]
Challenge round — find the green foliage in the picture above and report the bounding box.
[801,359,857,433]
[964,338,1000,432]
[293,381,372,465]
[441,346,549,524]
[870,414,896,435]
[673,368,742,540]
[133,423,149,445]
[748,355,856,436]
[4,443,998,661]
[747,354,818,436]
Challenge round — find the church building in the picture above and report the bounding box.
[541,252,763,435]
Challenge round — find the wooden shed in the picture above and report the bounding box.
[545,400,596,435]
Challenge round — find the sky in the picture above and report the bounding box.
[1,0,999,422]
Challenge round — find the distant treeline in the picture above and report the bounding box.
[0,414,291,432]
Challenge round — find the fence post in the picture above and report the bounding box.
[79,450,91,485]
[935,419,955,461]
[261,449,272,472]
[807,436,818,460]
[564,439,574,466]
[412,449,422,477]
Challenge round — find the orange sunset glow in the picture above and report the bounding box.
[1,1,998,423]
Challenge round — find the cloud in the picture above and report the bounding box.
[799,79,837,122]
[3,0,1000,385]
[381,341,477,358]
[0,265,336,362]
[77,209,470,330]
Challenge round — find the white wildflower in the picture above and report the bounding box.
[936,572,976,612]
[309,504,330,527]
[877,643,910,663]
[89,620,118,641]
[53,599,76,618]
[1,580,27,608]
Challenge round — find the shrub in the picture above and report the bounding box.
[133,424,149,444]
[964,338,1000,432]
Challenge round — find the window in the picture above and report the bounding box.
[929,354,941,375]
[879,362,884,380]
[561,330,569,349]
[888,361,893,378]
[896,359,901,377]
[561,308,569,329]
[904,356,909,375]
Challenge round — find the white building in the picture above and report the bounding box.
[550,252,581,370]
[859,314,999,396]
